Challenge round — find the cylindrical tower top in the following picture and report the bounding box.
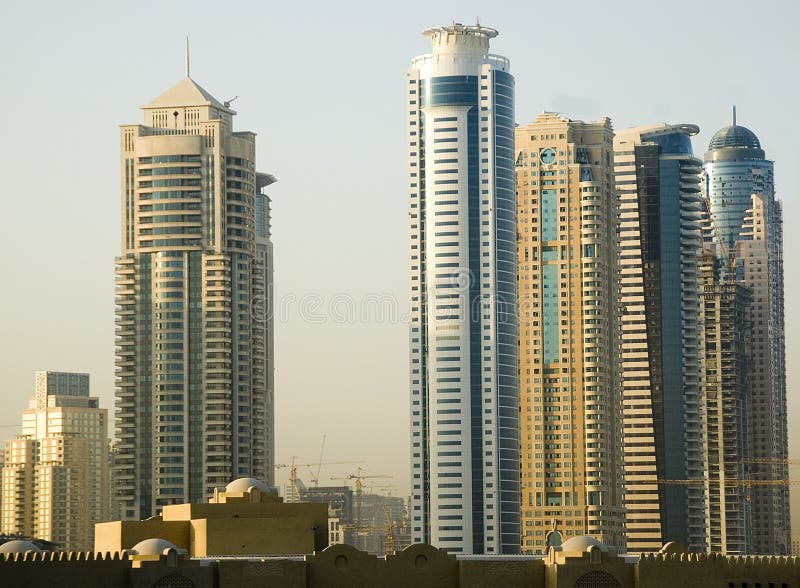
[422,23,498,57]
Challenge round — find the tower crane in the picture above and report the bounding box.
[330,467,393,534]
[383,503,396,555]
[658,478,800,503]
[274,458,365,503]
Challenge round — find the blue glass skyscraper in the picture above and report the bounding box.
[615,124,705,552]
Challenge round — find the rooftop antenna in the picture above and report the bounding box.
[185,36,190,78]
[732,104,737,127]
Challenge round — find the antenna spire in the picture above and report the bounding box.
[185,36,190,78]
[732,104,737,127]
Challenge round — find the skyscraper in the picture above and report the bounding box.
[698,248,752,554]
[516,113,624,553]
[704,113,788,554]
[1,372,109,551]
[408,23,519,554]
[115,68,275,520]
[614,124,705,552]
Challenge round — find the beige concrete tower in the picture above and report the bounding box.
[115,69,275,520]
[1,372,109,551]
[516,113,624,554]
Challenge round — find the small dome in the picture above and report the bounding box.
[0,540,43,554]
[708,125,761,150]
[130,538,178,556]
[225,477,269,493]
[659,540,688,554]
[560,535,608,553]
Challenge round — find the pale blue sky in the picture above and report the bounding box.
[0,0,798,524]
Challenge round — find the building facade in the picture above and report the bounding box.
[516,113,624,553]
[115,72,275,520]
[407,23,520,554]
[703,115,788,554]
[613,124,705,552]
[698,249,752,554]
[1,372,109,551]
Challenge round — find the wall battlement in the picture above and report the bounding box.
[0,543,799,587]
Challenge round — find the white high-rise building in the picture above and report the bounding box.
[407,23,520,555]
[115,67,275,520]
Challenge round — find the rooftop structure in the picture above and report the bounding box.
[96,477,327,557]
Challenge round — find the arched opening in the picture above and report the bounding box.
[546,530,563,548]
[151,574,196,588]
[574,570,622,588]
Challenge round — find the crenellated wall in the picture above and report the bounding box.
[638,552,800,587]
[1,543,800,587]
[0,550,131,587]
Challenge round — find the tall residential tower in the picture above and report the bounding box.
[115,71,275,519]
[704,114,788,554]
[516,113,624,553]
[1,372,109,551]
[408,23,520,554]
[614,124,705,552]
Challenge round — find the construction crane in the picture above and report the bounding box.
[658,478,800,502]
[383,504,396,555]
[361,483,397,496]
[275,458,365,503]
[740,457,800,465]
[312,435,327,487]
[330,468,393,536]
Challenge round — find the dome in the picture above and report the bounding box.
[225,477,270,494]
[130,538,179,556]
[659,540,688,554]
[708,125,761,150]
[0,540,42,554]
[560,535,608,553]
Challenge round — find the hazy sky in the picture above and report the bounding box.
[1,0,798,526]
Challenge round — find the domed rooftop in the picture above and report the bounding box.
[560,535,608,552]
[0,540,42,554]
[708,124,761,151]
[130,538,179,556]
[659,540,688,554]
[225,477,270,494]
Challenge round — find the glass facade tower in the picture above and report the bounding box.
[704,116,788,554]
[407,23,519,555]
[615,124,704,552]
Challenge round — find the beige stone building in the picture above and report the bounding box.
[96,477,327,557]
[115,69,276,521]
[516,113,624,553]
[1,372,109,551]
